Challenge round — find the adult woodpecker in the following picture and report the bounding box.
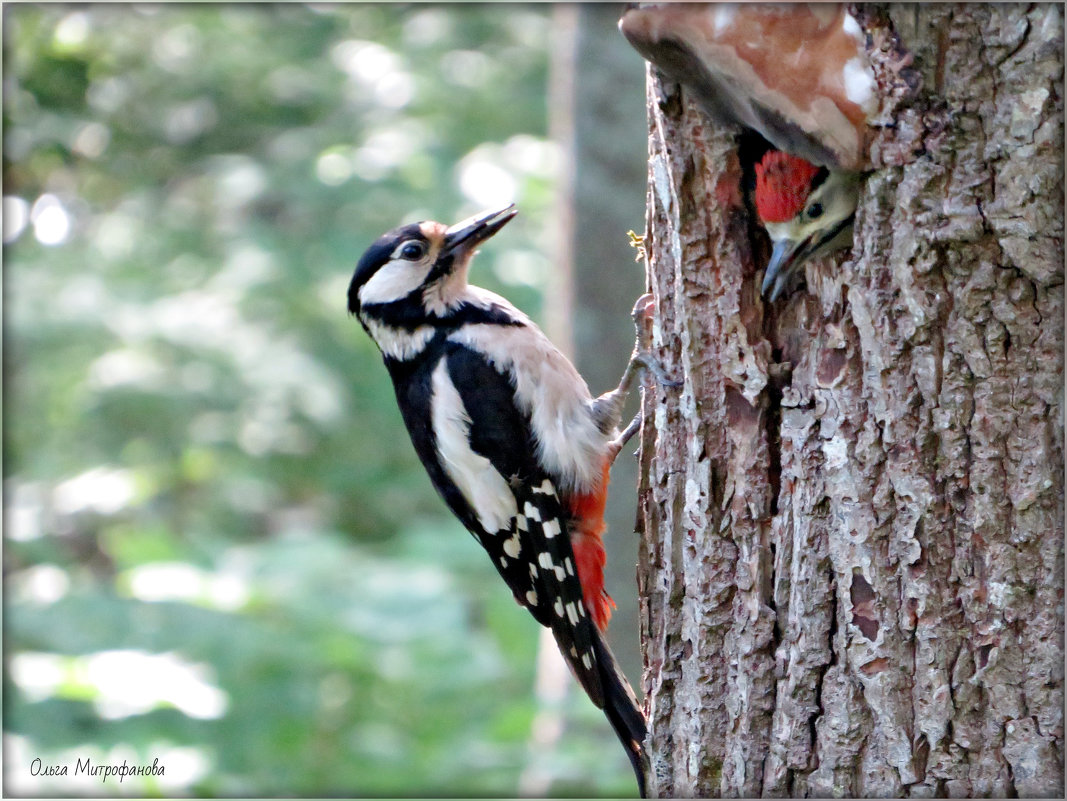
[754,150,860,300]
[348,205,652,792]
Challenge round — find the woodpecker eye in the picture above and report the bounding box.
[400,241,426,260]
[807,202,824,219]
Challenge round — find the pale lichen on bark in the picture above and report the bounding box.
[636,5,1063,798]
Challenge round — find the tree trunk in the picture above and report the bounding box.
[635,5,1064,797]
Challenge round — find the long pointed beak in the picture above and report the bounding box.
[761,238,802,301]
[443,204,517,256]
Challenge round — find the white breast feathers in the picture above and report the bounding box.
[448,312,608,494]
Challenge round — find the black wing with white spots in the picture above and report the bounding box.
[442,342,605,705]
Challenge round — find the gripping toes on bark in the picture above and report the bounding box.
[606,411,644,465]
[592,293,681,442]
[630,293,682,391]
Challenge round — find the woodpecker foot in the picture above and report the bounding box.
[630,293,656,353]
[630,294,681,388]
[631,349,683,389]
[591,294,680,433]
[606,411,643,465]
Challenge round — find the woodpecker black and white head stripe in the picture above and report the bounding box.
[348,205,517,318]
[349,224,433,310]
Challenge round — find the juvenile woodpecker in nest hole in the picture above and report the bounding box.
[620,3,872,299]
[349,205,661,793]
[754,150,860,300]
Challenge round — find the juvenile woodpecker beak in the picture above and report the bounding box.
[762,238,804,301]
[442,204,517,258]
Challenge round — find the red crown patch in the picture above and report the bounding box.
[754,151,821,223]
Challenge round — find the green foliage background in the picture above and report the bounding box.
[4,4,638,795]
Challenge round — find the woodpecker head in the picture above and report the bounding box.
[348,205,517,323]
[754,151,859,301]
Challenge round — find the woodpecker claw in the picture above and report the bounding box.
[606,411,643,465]
[632,294,682,387]
[634,349,683,389]
[631,292,655,322]
[592,294,680,436]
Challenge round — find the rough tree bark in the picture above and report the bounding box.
[635,5,1063,797]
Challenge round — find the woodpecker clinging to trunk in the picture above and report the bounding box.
[348,205,653,793]
[620,3,873,298]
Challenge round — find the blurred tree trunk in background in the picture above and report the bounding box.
[635,5,1063,797]
[521,4,648,794]
[558,4,649,684]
